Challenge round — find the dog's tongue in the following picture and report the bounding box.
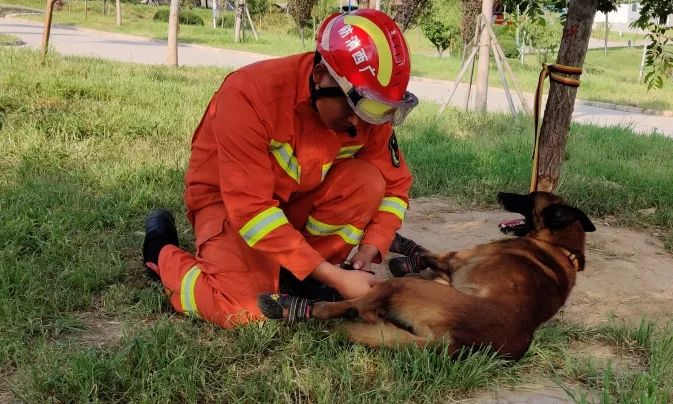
[499,218,525,228]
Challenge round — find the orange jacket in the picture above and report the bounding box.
[184,52,413,280]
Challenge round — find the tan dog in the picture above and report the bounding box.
[310,192,596,360]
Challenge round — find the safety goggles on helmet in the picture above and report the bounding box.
[323,61,419,126]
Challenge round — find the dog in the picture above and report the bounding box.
[308,191,596,360]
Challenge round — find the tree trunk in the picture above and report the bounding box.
[166,0,179,66]
[102,0,106,14]
[116,0,122,26]
[536,0,597,193]
[301,26,305,49]
[234,0,243,42]
[475,0,494,111]
[604,13,608,55]
[84,0,87,18]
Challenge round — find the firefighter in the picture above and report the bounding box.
[142,8,419,327]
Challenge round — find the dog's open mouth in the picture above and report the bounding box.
[498,218,528,236]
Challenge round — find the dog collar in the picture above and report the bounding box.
[557,246,580,271]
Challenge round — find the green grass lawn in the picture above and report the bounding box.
[590,26,646,43]
[1,47,673,401]
[0,32,22,45]
[4,0,673,110]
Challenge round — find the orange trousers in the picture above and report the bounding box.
[157,159,385,328]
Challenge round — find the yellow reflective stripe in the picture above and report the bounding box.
[305,215,363,245]
[337,145,363,159]
[270,140,301,182]
[343,15,393,86]
[180,266,201,318]
[321,162,333,182]
[378,197,408,220]
[239,207,289,247]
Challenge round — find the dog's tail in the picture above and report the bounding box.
[340,322,428,348]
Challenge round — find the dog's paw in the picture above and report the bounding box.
[388,257,412,277]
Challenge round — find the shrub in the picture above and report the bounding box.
[247,0,269,18]
[493,25,518,59]
[215,13,234,28]
[421,20,460,57]
[312,0,340,24]
[258,8,294,33]
[153,9,205,26]
[499,36,520,59]
[528,19,562,64]
[286,25,314,39]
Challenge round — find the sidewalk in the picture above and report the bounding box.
[2,16,672,136]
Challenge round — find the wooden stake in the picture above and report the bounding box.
[439,46,478,114]
[491,41,516,115]
[485,20,531,116]
[40,0,57,65]
[244,3,258,40]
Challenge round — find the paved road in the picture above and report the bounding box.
[2,16,672,136]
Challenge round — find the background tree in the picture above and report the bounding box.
[528,14,562,64]
[393,0,431,32]
[460,0,481,43]
[422,21,461,57]
[115,0,122,26]
[166,0,180,65]
[503,0,545,63]
[632,0,673,89]
[287,0,316,47]
[421,0,461,57]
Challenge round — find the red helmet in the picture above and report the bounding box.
[316,9,418,126]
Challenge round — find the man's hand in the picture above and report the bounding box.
[310,261,376,300]
[334,269,376,300]
[350,243,379,273]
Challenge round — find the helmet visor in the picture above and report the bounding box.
[346,88,419,126]
[322,61,418,126]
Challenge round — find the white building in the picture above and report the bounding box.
[594,2,673,32]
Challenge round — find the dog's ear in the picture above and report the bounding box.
[542,204,596,232]
[573,208,596,232]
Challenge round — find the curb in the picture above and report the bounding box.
[575,99,673,118]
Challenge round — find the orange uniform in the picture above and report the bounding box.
[157,52,413,328]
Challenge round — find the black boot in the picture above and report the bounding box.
[142,208,179,280]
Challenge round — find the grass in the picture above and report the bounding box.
[590,27,646,43]
[1,47,673,401]
[0,32,22,45]
[3,0,673,110]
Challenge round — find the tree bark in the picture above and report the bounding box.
[604,13,608,55]
[475,0,494,111]
[116,0,122,26]
[536,0,597,193]
[234,0,243,42]
[166,0,180,66]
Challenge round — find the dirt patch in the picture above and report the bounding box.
[70,317,126,348]
[391,197,673,326]
[466,379,580,403]
[569,341,645,375]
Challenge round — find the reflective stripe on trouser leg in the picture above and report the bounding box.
[180,266,201,318]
